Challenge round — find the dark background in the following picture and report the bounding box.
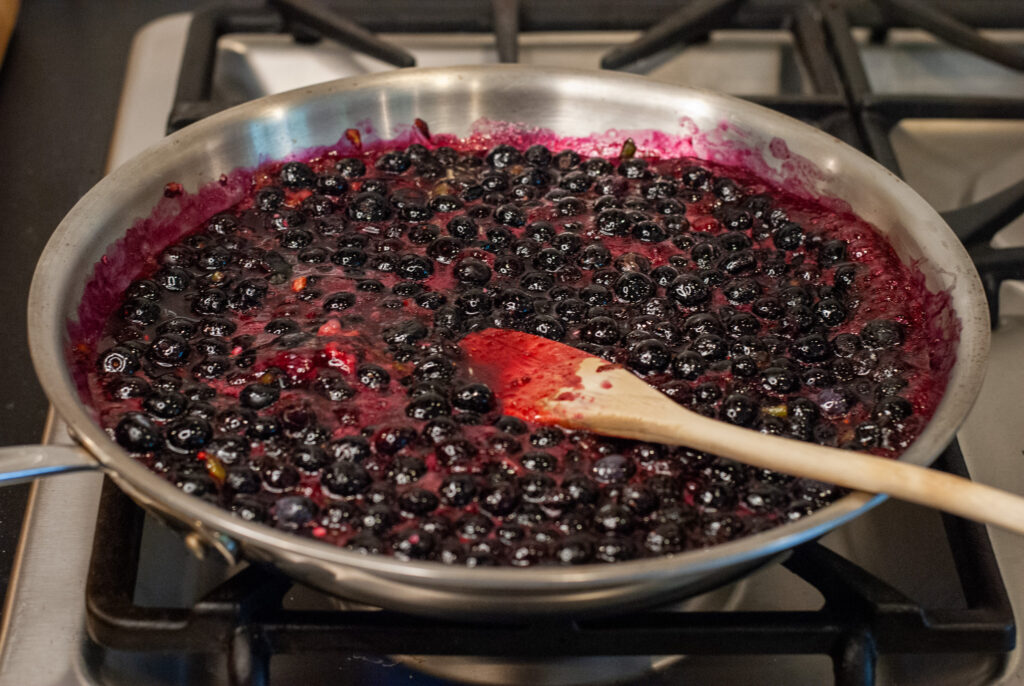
[0,0,198,609]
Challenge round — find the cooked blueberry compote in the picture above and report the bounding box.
[77,130,951,567]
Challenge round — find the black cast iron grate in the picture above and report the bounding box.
[79,2,1024,684]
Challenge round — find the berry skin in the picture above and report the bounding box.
[322,461,371,497]
[147,334,192,367]
[861,319,904,349]
[240,384,280,409]
[120,298,161,326]
[114,413,161,452]
[667,275,710,307]
[97,345,141,374]
[406,393,451,420]
[628,339,671,375]
[143,390,187,419]
[721,394,760,427]
[166,416,212,452]
[579,316,620,345]
[453,258,492,286]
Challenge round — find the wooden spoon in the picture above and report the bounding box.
[460,328,1024,536]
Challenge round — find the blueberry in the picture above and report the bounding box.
[773,222,804,250]
[577,243,612,270]
[691,334,728,361]
[375,151,411,174]
[446,214,478,241]
[488,416,527,438]
[152,265,190,292]
[357,364,390,390]
[833,263,859,290]
[719,250,757,275]
[645,523,684,555]
[492,203,526,227]
[326,436,372,463]
[356,279,384,292]
[240,383,280,409]
[165,416,212,452]
[580,316,620,345]
[760,367,800,394]
[308,371,353,402]
[348,192,390,222]
[453,289,493,318]
[221,466,260,495]
[613,272,654,303]
[480,483,520,516]
[861,319,904,349]
[552,297,588,324]
[596,208,632,237]
[106,376,150,400]
[405,393,451,421]
[382,319,428,347]
[397,488,440,517]
[791,333,831,363]
[451,257,491,286]
[522,314,566,341]
[453,383,495,413]
[617,157,648,179]
[143,390,186,419]
[526,246,565,273]
[721,394,759,427]
[667,274,710,307]
[712,177,742,202]
[486,144,523,169]
[557,170,590,193]
[114,413,161,452]
[437,474,477,507]
[255,186,285,211]
[96,345,141,375]
[630,220,668,243]
[120,297,161,326]
[874,395,913,422]
[681,166,711,189]
[331,246,368,269]
[396,253,435,280]
[722,278,761,304]
[373,425,417,455]
[322,461,371,497]
[322,292,357,312]
[266,496,316,534]
[333,157,365,178]
[552,149,580,171]
[518,448,558,472]
[819,239,847,266]
[591,453,636,484]
[146,334,191,368]
[628,338,671,375]
[191,288,228,315]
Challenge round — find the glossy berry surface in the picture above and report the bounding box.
[79,130,949,568]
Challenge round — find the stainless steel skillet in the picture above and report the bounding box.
[1,66,990,620]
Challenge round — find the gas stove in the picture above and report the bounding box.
[2,3,1024,685]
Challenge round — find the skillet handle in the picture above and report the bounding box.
[0,445,100,485]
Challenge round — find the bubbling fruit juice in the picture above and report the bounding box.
[75,126,951,567]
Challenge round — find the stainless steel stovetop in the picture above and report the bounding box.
[1,12,1023,686]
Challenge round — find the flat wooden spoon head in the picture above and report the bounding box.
[460,328,1024,536]
[459,328,631,427]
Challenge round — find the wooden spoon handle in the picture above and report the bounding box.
[632,403,1024,535]
[565,365,1024,536]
